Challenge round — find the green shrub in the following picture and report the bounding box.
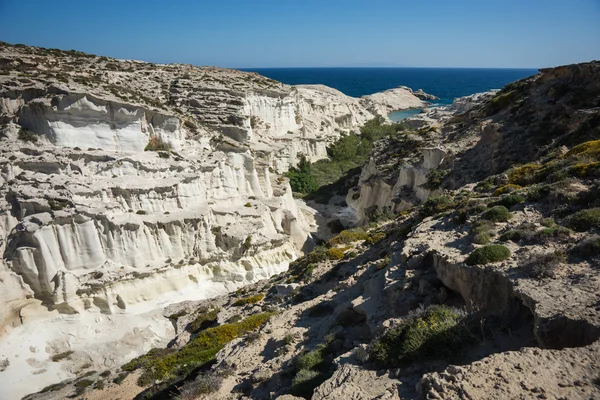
[565,208,600,232]
[465,245,511,265]
[326,247,345,260]
[364,231,385,245]
[420,195,455,217]
[18,128,38,143]
[232,293,264,307]
[369,306,466,367]
[286,155,319,194]
[495,194,525,209]
[283,333,295,345]
[292,369,320,386]
[188,308,220,333]
[126,312,274,382]
[508,163,543,186]
[535,226,572,242]
[113,372,128,385]
[472,232,491,245]
[472,220,495,236]
[494,184,522,196]
[244,202,252,207]
[296,344,327,371]
[327,229,369,247]
[423,168,450,190]
[541,218,555,227]
[481,206,512,222]
[499,229,535,243]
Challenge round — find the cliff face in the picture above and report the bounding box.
[0,42,432,398]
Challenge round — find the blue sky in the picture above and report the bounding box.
[0,0,598,68]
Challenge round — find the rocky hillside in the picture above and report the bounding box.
[0,42,433,399]
[23,61,600,400]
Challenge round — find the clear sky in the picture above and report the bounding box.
[0,0,598,68]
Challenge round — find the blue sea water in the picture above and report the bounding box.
[243,67,538,107]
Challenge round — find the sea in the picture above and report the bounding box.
[242,67,537,121]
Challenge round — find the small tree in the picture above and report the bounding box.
[286,155,318,193]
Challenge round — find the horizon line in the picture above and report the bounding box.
[237,66,541,70]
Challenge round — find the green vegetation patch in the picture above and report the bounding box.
[188,308,220,332]
[326,247,345,260]
[286,117,407,195]
[465,244,511,265]
[123,312,274,383]
[565,208,600,232]
[18,128,38,143]
[369,306,466,367]
[290,336,337,398]
[481,206,512,222]
[232,293,264,307]
[493,194,526,209]
[420,195,456,217]
[327,229,369,247]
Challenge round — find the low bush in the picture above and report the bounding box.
[456,200,488,223]
[327,229,369,247]
[113,372,128,385]
[369,306,466,367]
[326,248,345,260]
[472,232,491,245]
[494,194,525,209]
[465,245,511,265]
[423,168,450,190]
[508,163,543,186]
[18,128,38,143]
[364,231,385,245]
[472,220,495,236]
[126,313,274,383]
[290,338,335,398]
[494,183,522,196]
[564,208,600,232]
[233,293,264,307]
[421,195,456,217]
[570,162,600,179]
[188,308,220,333]
[564,139,600,159]
[499,229,535,243]
[535,226,572,242]
[521,251,565,278]
[178,372,223,399]
[481,206,512,222]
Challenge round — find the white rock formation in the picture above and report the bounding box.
[0,42,435,398]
